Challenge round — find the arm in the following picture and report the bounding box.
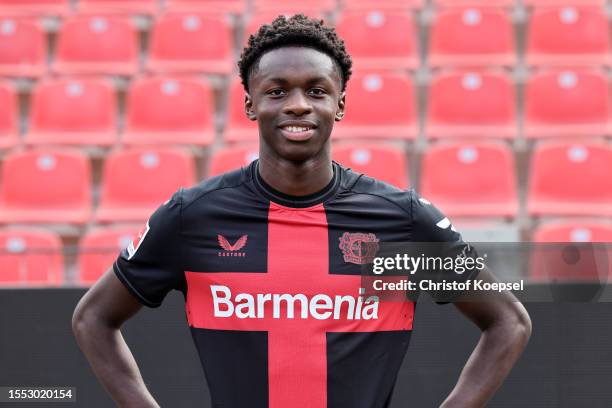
[440,267,532,408]
[72,268,160,408]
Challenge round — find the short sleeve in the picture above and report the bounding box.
[113,190,184,308]
[409,190,482,302]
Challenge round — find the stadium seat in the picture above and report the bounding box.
[433,0,515,7]
[0,0,70,17]
[146,14,233,75]
[526,7,611,67]
[429,8,514,68]
[0,19,46,78]
[530,221,612,282]
[208,145,259,177]
[0,150,92,224]
[524,70,610,139]
[26,78,117,147]
[96,148,195,222]
[332,144,409,189]
[333,73,417,140]
[524,0,604,7]
[420,142,517,217]
[0,82,18,150]
[123,76,215,146]
[343,0,424,10]
[53,16,139,76]
[78,225,139,284]
[0,229,63,286]
[76,0,158,15]
[335,10,418,71]
[223,79,258,142]
[164,0,246,14]
[253,0,335,13]
[426,71,516,139]
[528,142,612,216]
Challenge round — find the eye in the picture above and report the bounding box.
[267,89,286,97]
[308,88,327,96]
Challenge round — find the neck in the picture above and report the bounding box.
[257,148,333,196]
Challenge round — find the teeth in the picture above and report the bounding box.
[284,126,311,133]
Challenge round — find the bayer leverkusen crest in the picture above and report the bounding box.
[339,232,380,265]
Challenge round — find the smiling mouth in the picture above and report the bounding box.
[278,124,316,141]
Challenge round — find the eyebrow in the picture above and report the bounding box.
[263,76,334,86]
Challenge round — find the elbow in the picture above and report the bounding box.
[509,303,532,350]
[72,298,96,342]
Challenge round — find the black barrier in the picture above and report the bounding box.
[1,289,612,407]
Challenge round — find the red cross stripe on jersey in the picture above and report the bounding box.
[185,202,414,408]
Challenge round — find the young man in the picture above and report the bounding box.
[73,15,531,408]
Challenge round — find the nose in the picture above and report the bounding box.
[282,90,313,116]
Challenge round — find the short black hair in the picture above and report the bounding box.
[238,14,352,92]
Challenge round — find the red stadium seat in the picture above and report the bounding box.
[123,76,215,146]
[0,82,18,150]
[76,0,158,15]
[528,142,612,216]
[223,79,258,142]
[527,7,611,68]
[531,221,612,282]
[96,148,195,222]
[208,145,259,177]
[164,0,246,14]
[0,0,70,17]
[253,0,335,13]
[0,229,63,286]
[147,14,233,75]
[426,71,516,139]
[78,225,139,284]
[53,16,139,76]
[26,78,117,147]
[332,144,409,189]
[524,0,604,7]
[343,0,424,10]
[420,142,517,217]
[0,18,46,78]
[429,8,514,68]
[524,70,610,139]
[336,10,418,71]
[333,73,417,140]
[433,0,515,7]
[0,150,92,224]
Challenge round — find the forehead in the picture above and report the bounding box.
[252,46,340,86]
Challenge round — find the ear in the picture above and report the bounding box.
[335,91,346,122]
[245,93,257,121]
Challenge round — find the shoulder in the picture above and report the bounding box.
[180,165,253,211]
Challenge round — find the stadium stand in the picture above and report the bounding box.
[223,79,258,143]
[524,69,610,139]
[533,221,612,243]
[0,228,64,286]
[433,0,515,6]
[428,8,514,68]
[95,148,195,222]
[163,0,246,14]
[0,18,46,78]
[76,0,158,15]
[0,82,18,150]
[426,71,516,139]
[53,16,139,76]
[0,0,70,17]
[343,0,424,10]
[253,0,335,13]
[526,6,611,68]
[333,72,417,140]
[420,142,518,217]
[122,76,215,146]
[332,144,409,189]
[524,0,605,6]
[78,225,138,285]
[208,144,259,177]
[335,10,419,71]
[146,14,233,75]
[25,78,117,147]
[527,142,612,217]
[0,150,92,225]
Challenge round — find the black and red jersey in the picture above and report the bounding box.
[114,160,473,408]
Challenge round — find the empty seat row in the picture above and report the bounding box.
[2,8,611,78]
[2,219,610,286]
[3,143,601,226]
[2,69,610,149]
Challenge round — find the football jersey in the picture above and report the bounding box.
[114,160,476,408]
